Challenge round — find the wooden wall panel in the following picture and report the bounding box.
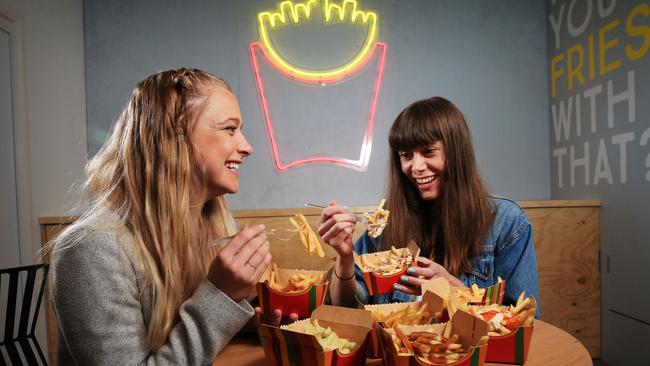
[525,205,600,357]
[39,200,600,361]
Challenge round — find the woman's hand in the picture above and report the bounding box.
[253,307,300,327]
[393,257,465,295]
[208,224,271,302]
[317,201,358,307]
[316,201,356,260]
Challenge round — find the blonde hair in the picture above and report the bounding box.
[60,68,236,349]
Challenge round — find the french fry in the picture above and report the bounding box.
[386,326,468,364]
[267,264,323,293]
[290,214,325,257]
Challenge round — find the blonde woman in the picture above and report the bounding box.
[50,68,271,364]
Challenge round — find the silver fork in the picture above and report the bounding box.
[304,203,369,225]
[212,228,299,249]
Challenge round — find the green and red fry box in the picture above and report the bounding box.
[479,280,506,305]
[465,302,535,364]
[364,287,445,358]
[484,325,533,364]
[257,265,332,319]
[258,305,373,366]
[453,280,507,307]
[353,240,420,295]
[377,309,489,366]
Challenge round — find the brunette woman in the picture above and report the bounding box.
[318,97,540,316]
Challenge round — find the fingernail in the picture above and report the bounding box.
[393,284,402,290]
[407,268,416,274]
[258,224,265,230]
[400,275,409,282]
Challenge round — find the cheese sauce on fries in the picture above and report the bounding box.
[302,319,358,354]
[466,292,537,336]
[386,325,482,364]
[363,198,390,238]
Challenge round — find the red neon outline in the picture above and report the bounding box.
[249,41,387,171]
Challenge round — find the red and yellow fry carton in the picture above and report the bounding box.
[377,310,488,366]
[354,240,420,295]
[258,305,373,366]
[452,281,506,307]
[257,264,333,318]
[364,289,445,358]
[484,325,533,364]
[466,296,537,364]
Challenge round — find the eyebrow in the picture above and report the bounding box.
[214,117,243,128]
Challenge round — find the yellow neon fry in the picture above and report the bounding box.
[257,0,378,81]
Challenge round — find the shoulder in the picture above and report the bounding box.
[488,196,531,250]
[52,211,134,276]
[489,196,529,226]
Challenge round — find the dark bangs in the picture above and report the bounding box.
[388,99,443,152]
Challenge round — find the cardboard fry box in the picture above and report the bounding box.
[478,281,506,305]
[377,310,488,366]
[258,305,373,366]
[257,265,333,318]
[452,281,506,307]
[484,325,533,364]
[353,240,420,295]
[364,285,446,358]
[465,303,535,364]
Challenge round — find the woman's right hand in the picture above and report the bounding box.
[316,201,356,260]
[207,224,271,302]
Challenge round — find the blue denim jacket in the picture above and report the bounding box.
[353,196,541,318]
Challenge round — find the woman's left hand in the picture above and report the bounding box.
[393,256,465,294]
[253,307,299,327]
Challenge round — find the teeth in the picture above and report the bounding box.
[415,176,434,184]
[226,162,240,171]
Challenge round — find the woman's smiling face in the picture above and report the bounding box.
[190,86,253,199]
[399,141,446,201]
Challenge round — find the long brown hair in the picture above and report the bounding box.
[380,97,494,276]
[59,68,236,349]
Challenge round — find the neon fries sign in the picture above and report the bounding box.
[249,0,387,171]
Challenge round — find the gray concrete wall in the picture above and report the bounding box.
[84,0,550,209]
[546,0,650,363]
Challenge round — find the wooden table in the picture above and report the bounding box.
[213,320,592,365]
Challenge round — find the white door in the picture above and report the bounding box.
[0,24,21,269]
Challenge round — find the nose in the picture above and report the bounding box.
[412,153,426,173]
[237,131,253,158]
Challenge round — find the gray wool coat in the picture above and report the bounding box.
[50,211,254,365]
